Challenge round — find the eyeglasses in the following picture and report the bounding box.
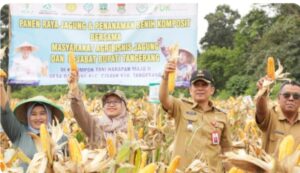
[280,92,300,100]
[104,100,122,106]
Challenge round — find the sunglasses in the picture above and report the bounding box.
[280,92,300,100]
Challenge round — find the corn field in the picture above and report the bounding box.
[0,95,299,173]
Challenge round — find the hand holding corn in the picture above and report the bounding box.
[68,52,79,92]
[167,43,179,93]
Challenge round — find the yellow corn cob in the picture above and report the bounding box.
[168,43,179,94]
[267,57,275,80]
[40,123,53,164]
[127,118,135,141]
[140,152,148,169]
[278,135,295,161]
[228,167,245,173]
[68,137,82,164]
[0,69,7,78]
[228,167,237,173]
[0,151,6,171]
[167,155,181,173]
[168,71,176,94]
[69,52,78,71]
[138,128,144,140]
[106,137,116,158]
[139,163,157,173]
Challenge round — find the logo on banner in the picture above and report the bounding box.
[154,4,170,12]
[21,4,33,14]
[39,4,57,15]
[66,3,77,12]
[136,4,148,14]
[99,4,108,13]
[117,3,126,14]
[83,3,94,13]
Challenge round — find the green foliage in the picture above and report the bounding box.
[215,90,231,100]
[200,5,240,49]
[11,85,68,99]
[244,82,257,96]
[225,75,251,96]
[199,46,240,89]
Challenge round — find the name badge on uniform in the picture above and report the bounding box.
[211,131,220,145]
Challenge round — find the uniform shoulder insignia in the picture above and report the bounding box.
[181,98,193,104]
[214,107,227,114]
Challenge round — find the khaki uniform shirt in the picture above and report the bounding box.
[167,97,232,172]
[256,104,300,154]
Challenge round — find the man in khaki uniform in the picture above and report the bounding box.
[159,60,232,172]
[256,79,300,154]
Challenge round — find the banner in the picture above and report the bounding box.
[8,3,198,86]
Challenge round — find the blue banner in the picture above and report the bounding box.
[9,3,198,86]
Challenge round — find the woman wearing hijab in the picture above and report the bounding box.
[0,77,66,170]
[68,71,129,149]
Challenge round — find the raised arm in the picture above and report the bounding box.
[159,60,176,110]
[255,77,270,123]
[68,71,93,137]
[0,77,8,110]
[0,77,23,142]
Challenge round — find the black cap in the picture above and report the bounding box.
[190,70,214,85]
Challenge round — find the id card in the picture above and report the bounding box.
[211,131,220,145]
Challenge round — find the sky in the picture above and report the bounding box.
[1,0,299,50]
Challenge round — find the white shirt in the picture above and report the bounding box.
[10,55,43,81]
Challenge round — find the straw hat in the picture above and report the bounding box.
[179,49,195,64]
[15,42,38,53]
[13,96,64,124]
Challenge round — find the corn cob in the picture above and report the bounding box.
[167,155,181,173]
[228,167,245,173]
[138,128,144,140]
[139,163,157,173]
[0,151,6,171]
[69,52,77,71]
[106,137,116,158]
[168,43,179,94]
[40,123,53,164]
[68,137,82,164]
[0,69,7,78]
[267,57,275,80]
[278,135,295,161]
[140,152,148,169]
[127,118,135,141]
